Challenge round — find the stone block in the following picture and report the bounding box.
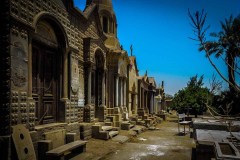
[30,131,38,143]
[66,132,79,143]
[66,123,80,132]
[0,136,11,160]
[79,123,92,131]
[142,115,148,120]
[80,130,92,138]
[121,122,131,130]
[12,124,36,160]
[92,125,101,137]
[114,114,122,121]
[43,129,66,149]
[38,140,53,160]
[97,131,109,140]
[114,107,120,114]
[107,108,114,115]
[122,107,128,113]
[123,112,129,121]
[106,116,115,122]
[105,122,113,126]
[114,121,121,127]
[81,135,92,140]
[109,131,119,138]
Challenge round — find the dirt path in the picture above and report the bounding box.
[72,118,196,160]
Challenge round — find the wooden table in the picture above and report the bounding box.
[179,120,191,135]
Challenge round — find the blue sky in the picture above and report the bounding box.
[74,0,240,95]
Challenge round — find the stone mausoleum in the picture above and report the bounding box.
[0,0,162,159]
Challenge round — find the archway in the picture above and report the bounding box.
[32,17,67,124]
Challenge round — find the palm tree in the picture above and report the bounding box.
[201,15,240,93]
[188,9,240,93]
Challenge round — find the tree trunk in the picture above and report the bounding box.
[227,50,235,93]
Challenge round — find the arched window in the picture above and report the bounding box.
[102,16,108,33]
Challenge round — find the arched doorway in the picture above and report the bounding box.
[32,19,66,124]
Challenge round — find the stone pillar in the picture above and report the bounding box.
[118,77,121,107]
[28,37,32,97]
[115,75,119,107]
[150,93,153,114]
[63,51,68,99]
[142,89,144,109]
[121,78,123,107]
[145,91,148,109]
[124,78,126,107]
[88,68,91,104]
[102,71,105,105]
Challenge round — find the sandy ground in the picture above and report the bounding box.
[71,116,196,160]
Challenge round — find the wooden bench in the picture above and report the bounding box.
[46,140,87,160]
[178,113,191,135]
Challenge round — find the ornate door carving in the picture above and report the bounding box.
[32,44,58,124]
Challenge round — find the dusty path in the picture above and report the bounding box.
[72,118,196,160]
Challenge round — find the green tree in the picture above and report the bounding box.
[171,75,211,115]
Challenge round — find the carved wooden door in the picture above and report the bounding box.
[32,45,58,124]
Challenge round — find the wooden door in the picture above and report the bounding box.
[32,45,58,124]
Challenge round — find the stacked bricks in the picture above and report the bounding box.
[113,107,122,127]
[84,105,95,123]
[80,123,92,140]
[66,122,80,143]
[96,105,107,122]
[79,107,84,123]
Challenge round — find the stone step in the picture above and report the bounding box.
[131,126,142,134]
[102,126,113,131]
[130,124,135,129]
[109,131,119,138]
